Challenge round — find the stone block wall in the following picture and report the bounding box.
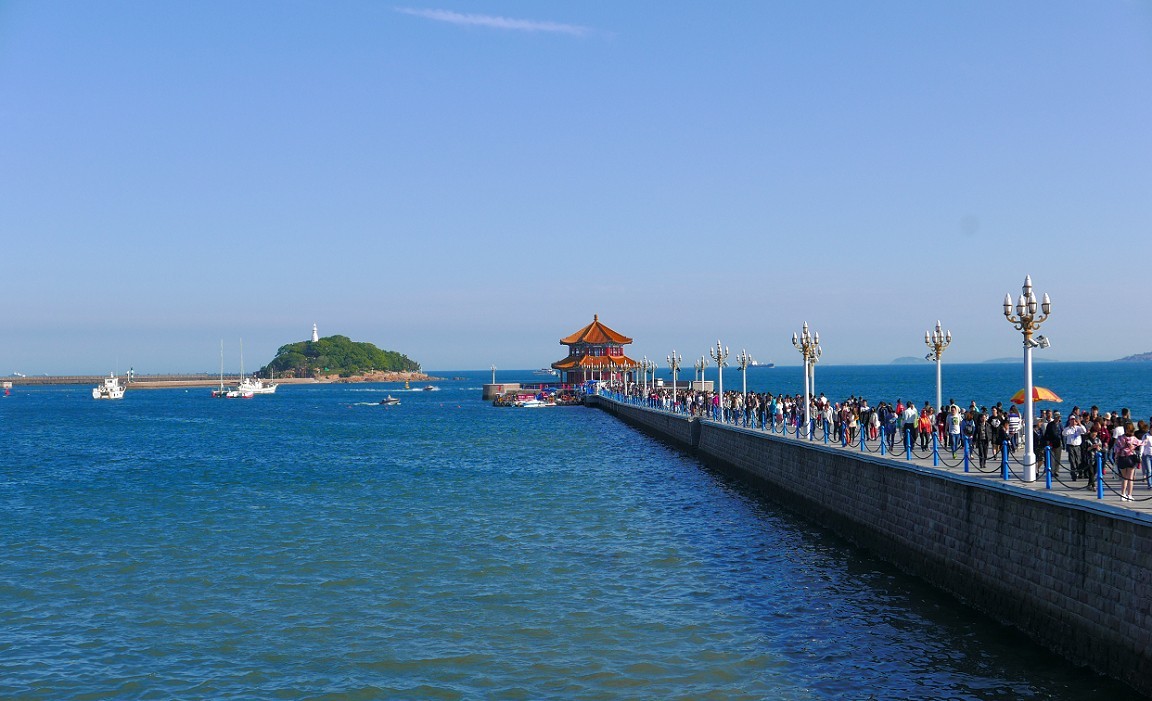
[591,396,1152,697]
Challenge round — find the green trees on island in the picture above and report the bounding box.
[260,335,421,378]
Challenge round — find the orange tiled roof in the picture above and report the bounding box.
[551,353,638,370]
[559,314,632,346]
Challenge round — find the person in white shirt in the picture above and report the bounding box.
[1063,416,1088,481]
[947,405,963,453]
[901,402,919,450]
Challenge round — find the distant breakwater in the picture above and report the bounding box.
[5,372,435,388]
[587,394,1152,698]
[3,375,323,388]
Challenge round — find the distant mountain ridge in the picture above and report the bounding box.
[1116,351,1152,362]
[890,356,1061,364]
[890,356,921,365]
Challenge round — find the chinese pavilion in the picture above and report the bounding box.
[551,315,639,385]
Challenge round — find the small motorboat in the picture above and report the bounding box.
[379,395,400,406]
[422,385,437,391]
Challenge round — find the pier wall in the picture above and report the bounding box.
[587,395,1152,697]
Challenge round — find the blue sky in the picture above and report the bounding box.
[2,1,1150,374]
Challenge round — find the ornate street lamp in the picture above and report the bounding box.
[792,322,822,439]
[709,338,728,393]
[735,348,754,403]
[710,340,729,404]
[666,350,682,407]
[1004,275,1052,481]
[641,355,649,394]
[695,355,707,385]
[924,320,952,412]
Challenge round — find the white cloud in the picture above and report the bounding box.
[395,7,591,36]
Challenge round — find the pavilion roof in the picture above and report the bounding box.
[559,314,632,346]
[551,353,639,370]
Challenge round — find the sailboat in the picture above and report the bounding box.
[236,338,278,395]
[211,339,257,398]
[211,340,229,397]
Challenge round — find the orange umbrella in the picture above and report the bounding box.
[1010,386,1062,404]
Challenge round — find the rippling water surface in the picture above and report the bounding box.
[0,370,1142,700]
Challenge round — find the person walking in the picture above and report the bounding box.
[1063,415,1088,480]
[1140,421,1152,489]
[901,402,919,451]
[1042,411,1064,476]
[1113,422,1141,501]
[918,407,934,451]
[947,405,963,454]
[988,409,1004,460]
[973,411,990,469]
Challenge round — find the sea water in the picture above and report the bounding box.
[0,366,1145,700]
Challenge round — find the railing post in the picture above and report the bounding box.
[963,436,970,472]
[905,429,912,461]
[1096,452,1105,499]
[1002,441,1010,480]
[879,427,886,456]
[1045,445,1052,489]
[932,432,939,466]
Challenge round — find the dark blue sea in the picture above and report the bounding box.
[1,364,1146,700]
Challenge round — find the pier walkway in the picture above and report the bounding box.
[599,392,1152,519]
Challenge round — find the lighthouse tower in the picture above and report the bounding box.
[312,323,319,342]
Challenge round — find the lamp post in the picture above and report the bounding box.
[735,348,754,403]
[924,320,952,412]
[694,355,707,385]
[710,340,729,400]
[1004,275,1051,481]
[666,351,682,407]
[641,356,649,394]
[792,322,822,439]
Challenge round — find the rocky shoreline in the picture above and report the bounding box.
[323,371,440,383]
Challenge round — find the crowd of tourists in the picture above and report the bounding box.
[609,381,1152,499]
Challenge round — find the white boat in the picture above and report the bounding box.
[236,339,276,394]
[379,395,400,406]
[237,375,277,395]
[534,368,558,376]
[92,373,125,400]
[213,338,277,397]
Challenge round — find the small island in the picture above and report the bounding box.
[260,335,433,382]
[1115,351,1152,362]
[890,356,922,365]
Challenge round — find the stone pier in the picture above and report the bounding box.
[588,395,1152,698]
